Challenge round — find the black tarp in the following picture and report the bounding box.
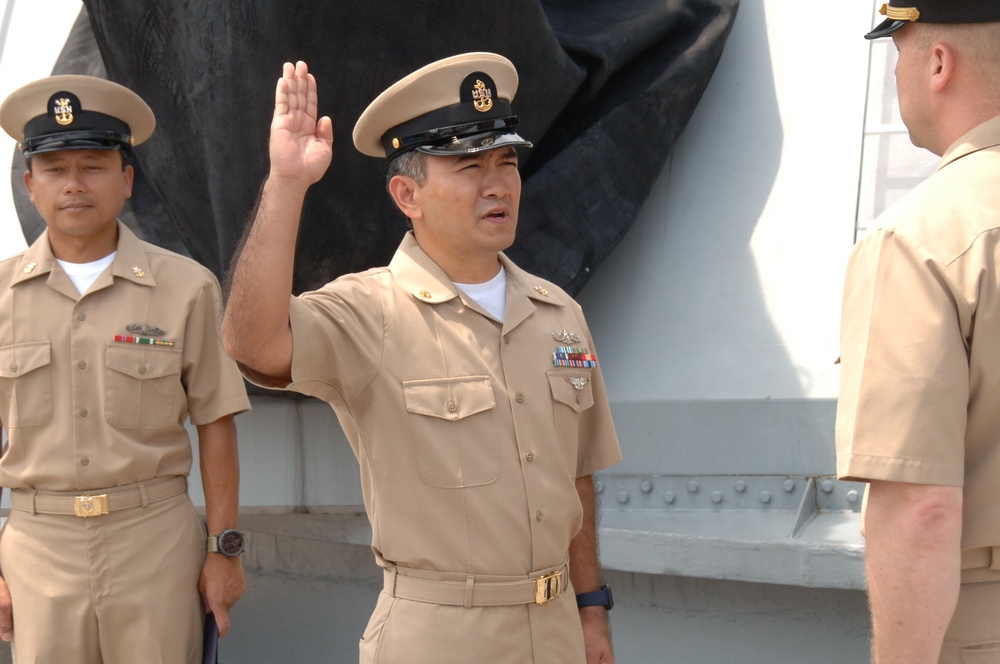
[11,0,738,296]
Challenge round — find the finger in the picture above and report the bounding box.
[274,62,294,117]
[0,578,13,641]
[306,72,319,120]
[291,60,310,113]
[212,605,232,638]
[316,116,334,145]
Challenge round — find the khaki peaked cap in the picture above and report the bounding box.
[0,75,155,156]
[353,52,531,160]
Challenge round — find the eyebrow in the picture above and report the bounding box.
[454,148,518,165]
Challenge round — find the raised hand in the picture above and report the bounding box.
[269,61,333,186]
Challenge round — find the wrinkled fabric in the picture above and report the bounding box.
[11,0,738,297]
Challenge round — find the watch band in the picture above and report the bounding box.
[576,584,613,610]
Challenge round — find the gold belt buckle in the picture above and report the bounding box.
[74,494,109,517]
[534,570,563,604]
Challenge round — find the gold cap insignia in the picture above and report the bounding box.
[878,3,919,21]
[53,97,74,126]
[472,79,493,113]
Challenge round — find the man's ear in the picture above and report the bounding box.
[928,41,956,93]
[22,169,35,205]
[388,175,421,221]
[123,164,135,199]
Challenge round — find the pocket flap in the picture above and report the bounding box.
[0,341,51,378]
[403,376,495,421]
[106,344,182,380]
[547,371,595,413]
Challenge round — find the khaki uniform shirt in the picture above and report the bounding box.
[836,114,1000,555]
[264,232,622,576]
[0,222,250,491]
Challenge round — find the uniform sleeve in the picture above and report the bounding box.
[573,308,622,477]
[181,271,251,425]
[835,228,969,486]
[283,274,384,404]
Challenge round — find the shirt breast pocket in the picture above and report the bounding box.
[105,344,183,429]
[402,376,500,488]
[547,371,596,477]
[0,341,53,428]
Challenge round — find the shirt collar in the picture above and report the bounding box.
[938,113,1000,172]
[10,220,155,288]
[388,231,568,308]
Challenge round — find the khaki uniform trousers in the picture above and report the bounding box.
[0,484,206,664]
[939,576,1000,664]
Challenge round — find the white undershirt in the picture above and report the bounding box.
[455,267,507,322]
[56,252,116,295]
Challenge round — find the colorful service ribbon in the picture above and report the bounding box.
[552,346,597,368]
[113,335,175,347]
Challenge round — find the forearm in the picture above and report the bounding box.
[197,416,240,533]
[570,474,603,593]
[221,176,305,379]
[222,61,332,380]
[865,481,962,664]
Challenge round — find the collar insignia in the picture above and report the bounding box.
[533,286,549,297]
[130,265,145,278]
[23,261,38,274]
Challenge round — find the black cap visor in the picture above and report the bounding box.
[23,129,130,156]
[414,130,532,157]
[865,17,910,39]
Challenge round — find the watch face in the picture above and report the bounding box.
[219,529,245,556]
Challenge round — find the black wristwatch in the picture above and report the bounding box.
[576,584,613,610]
[207,528,246,557]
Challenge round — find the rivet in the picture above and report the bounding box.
[759,491,772,504]
[617,490,630,504]
[640,480,653,494]
[711,491,723,504]
[734,480,746,493]
[783,479,796,493]
[846,490,860,504]
[687,480,700,493]
[664,491,676,505]
[820,480,834,493]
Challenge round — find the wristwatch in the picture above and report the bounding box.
[576,584,614,610]
[207,528,246,557]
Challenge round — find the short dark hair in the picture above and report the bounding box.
[385,150,427,190]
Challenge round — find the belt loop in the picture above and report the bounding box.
[464,576,475,609]
[137,480,150,508]
[386,567,397,597]
[28,490,37,516]
[990,546,1000,571]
